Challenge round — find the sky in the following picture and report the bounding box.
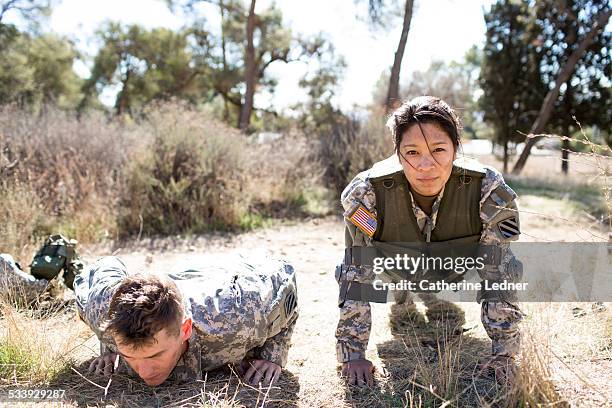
[16,0,495,111]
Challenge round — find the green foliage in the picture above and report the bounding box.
[81,23,206,114]
[480,0,546,152]
[534,0,611,137]
[0,32,81,109]
[480,0,611,170]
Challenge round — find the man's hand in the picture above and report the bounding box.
[341,359,374,387]
[241,359,281,386]
[88,352,120,376]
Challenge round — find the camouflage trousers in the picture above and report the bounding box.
[0,254,49,304]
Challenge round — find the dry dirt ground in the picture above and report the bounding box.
[2,154,611,407]
[3,197,611,408]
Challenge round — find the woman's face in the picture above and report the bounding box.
[397,122,456,196]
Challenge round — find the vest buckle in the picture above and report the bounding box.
[459,175,472,184]
[382,179,395,189]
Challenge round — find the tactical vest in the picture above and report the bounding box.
[368,155,485,244]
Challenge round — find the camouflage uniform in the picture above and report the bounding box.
[0,254,48,304]
[73,254,299,381]
[335,159,523,362]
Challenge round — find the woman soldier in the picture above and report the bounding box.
[335,96,524,386]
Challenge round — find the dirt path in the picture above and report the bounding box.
[70,196,608,407]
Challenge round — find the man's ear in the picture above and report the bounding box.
[180,317,192,341]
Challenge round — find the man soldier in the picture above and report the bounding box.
[1,249,298,387]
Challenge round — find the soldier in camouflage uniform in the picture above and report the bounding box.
[336,96,523,386]
[0,253,49,304]
[1,252,298,387]
[76,254,298,386]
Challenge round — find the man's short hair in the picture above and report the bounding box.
[103,273,184,349]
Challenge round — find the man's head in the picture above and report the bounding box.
[103,274,192,386]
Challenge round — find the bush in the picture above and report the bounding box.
[119,103,250,235]
[316,108,392,194]
[0,105,138,253]
[1,102,327,247]
[120,103,327,235]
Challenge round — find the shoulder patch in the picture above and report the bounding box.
[348,205,377,237]
[481,183,518,221]
[497,216,520,240]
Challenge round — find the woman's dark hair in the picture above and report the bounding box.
[386,96,462,152]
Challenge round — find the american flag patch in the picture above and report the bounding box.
[349,205,377,237]
[498,216,520,239]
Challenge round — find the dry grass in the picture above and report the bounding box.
[0,300,80,385]
[0,102,329,258]
[1,120,610,406]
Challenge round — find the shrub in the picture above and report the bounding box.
[119,103,250,235]
[316,108,391,194]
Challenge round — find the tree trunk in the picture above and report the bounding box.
[561,79,572,175]
[512,8,611,174]
[220,0,230,122]
[503,138,509,173]
[561,136,569,174]
[239,0,257,132]
[385,0,414,113]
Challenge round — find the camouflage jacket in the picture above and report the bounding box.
[335,156,523,362]
[76,255,298,381]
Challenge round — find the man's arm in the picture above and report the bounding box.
[257,313,298,368]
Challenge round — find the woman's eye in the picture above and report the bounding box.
[433,148,446,153]
[405,150,418,156]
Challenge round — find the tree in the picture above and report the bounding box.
[238,0,256,131]
[295,37,347,135]
[512,0,611,173]
[0,32,82,109]
[0,0,51,26]
[365,0,415,113]
[1,0,52,53]
[398,57,483,139]
[480,0,546,172]
[80,23,207,115]
[168,0,336,132]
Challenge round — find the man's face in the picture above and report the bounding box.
[398,122,455,196]
[114,319,192,386]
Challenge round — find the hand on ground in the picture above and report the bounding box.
[341,358,374,387]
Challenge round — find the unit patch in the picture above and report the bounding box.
[497,216,520,239]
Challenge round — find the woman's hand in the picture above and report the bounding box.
[241,359,282,386]
[88,352,120,376]
[341,358,374,387]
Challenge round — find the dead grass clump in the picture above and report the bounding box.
[0,180,43,260]
[248,131,329,218]
[0,301,80,385]
[316,107,391,194]
[120,102,328,236]
[119,102,250,235]
[0,105,138,254]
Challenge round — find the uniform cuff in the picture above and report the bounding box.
[336,342,366,363]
